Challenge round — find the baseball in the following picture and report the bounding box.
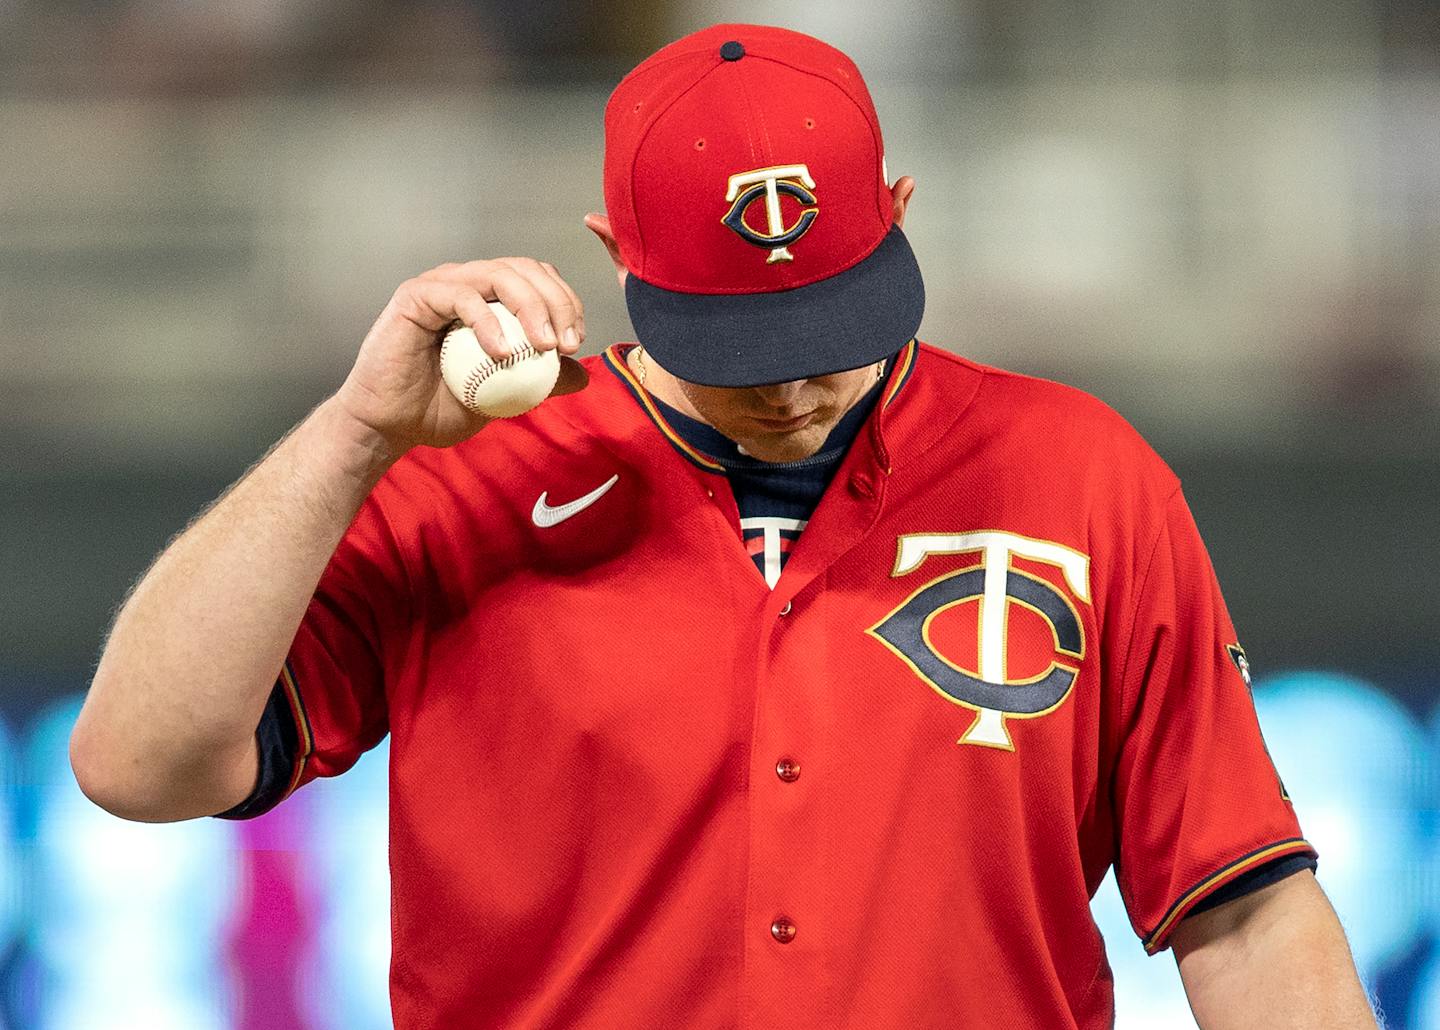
[440,302,561,418]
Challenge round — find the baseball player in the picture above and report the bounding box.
[73,23,1376,1029]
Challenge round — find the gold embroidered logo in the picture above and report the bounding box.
[722,164,818,263]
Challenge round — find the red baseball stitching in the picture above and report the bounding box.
[463,342,538,408]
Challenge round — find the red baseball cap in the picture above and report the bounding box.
[603,24,925,387]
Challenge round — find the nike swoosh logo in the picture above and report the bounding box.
[532,474,620,528]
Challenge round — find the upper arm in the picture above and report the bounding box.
[1170,867,1320,961]
[1171,871,1378,1029]
[210,492,404,822]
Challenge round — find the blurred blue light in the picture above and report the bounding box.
[1090,871,1193,1028]
[23,697,239,1030]
[1094,669,1428,1025]
[1253,671,1431,977]
[298,738,392,1030]
[0,716,16,1030]
[1412,961,1440,1030]
[1394,702,1440,1029]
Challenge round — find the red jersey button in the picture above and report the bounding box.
[778,600,792,616]
[775,757,801,782]
[770,917,797,943]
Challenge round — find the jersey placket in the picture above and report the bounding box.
[737,439,890,1029]
[602,339,906,1026]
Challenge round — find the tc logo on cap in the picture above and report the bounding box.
[721,164,818,264]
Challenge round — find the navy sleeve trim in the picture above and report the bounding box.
[1142,837,1316,952]
[1184,853,1318,917]
[213,672,303,821]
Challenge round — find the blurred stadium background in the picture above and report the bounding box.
[1,0,1437,1026]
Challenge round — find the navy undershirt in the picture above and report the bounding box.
[647,363,888,587]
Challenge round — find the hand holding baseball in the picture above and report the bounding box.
[335,257,590,456]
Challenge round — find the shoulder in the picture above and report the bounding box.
[913,342,1179,493]
[365,350,641,519]
[917,344,1158,449]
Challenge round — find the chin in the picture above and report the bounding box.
[736,426,827,463]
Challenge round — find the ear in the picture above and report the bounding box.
[890,175,916,230]
[584,213,628,287]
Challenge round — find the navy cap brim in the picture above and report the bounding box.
[623,225,925,387]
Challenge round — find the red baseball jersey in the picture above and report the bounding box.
[250,340,1312,1028]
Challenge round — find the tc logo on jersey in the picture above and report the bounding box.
[866,531,1092,751]
[722,164,818,264]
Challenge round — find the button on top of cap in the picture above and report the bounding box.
[719,40,745,61]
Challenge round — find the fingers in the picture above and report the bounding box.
[389,276,512,361]
[387,259,586,363]
[426,257,585,359]
[451,288,506,356]
[536,261,586,348]
[501,258,585,355]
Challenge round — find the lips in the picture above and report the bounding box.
[752,411,815,430]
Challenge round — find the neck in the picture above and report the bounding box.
[629,345,709,422]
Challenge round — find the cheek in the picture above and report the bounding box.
[696,396,746,426]
[696,402,758,439]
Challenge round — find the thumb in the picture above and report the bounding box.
[549,355,590,398]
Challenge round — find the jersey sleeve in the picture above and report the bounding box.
[1186,852,1317,916]
[215,489,405,820]
[1110,488,1315,953]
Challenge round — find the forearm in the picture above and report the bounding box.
[71,396,397,822]
[1173,872,1377,1029]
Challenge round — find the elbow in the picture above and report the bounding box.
[68,663,152,820]
[70,666,260,823]
[68,714,165,823]
[69,743,134,822]
[68,704,223,824]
